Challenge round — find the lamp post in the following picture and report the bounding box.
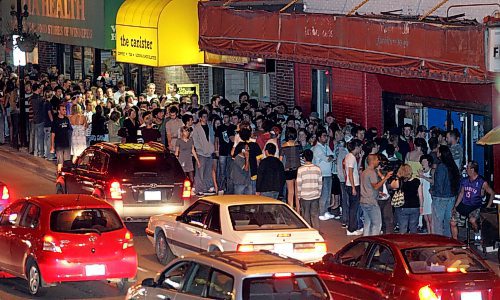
[11,0,30,148]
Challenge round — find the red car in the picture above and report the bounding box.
[0,194,137,296]
[0,181,10,212]
[310,234,499,300]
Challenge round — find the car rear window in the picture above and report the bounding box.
[403,246,489,274]
[242,275,329,300]
[228,204,308,231]
[50,208,123,234]
[120,154,184,178]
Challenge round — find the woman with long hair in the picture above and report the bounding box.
[281,127,302,212]
[390,164,423,233]
[69,103,87,161]
[89,104,107,145]
[431,145,460,237]
[175,126,200,185]
[123,107,139,143]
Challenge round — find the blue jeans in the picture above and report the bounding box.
[34,122,45,157]
[347,185,361,232]
[319,176,332,216]
[217,156,232,192]
[261,191,279,199]
[397,207,420,234]
[432,196,455,237]
[340,182,349,224]
[361,203,382,236]
[195,155,214,193]
[234,182,252,195]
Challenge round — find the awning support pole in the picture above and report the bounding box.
[347,0,372,16]
[280,0,300,13]
[419,0,449,21]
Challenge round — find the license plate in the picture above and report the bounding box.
[144,191,162,201]
[461,292,482,300]
[85,264,105,276]
[274,243,293,255]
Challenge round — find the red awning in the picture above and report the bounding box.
[199,4,490,84]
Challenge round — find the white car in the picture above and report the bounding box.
[146,195,327,264]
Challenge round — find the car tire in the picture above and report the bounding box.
[55,183,65,194]
[26,261,47,296]
[116,278,129,293]
[156,231,175,265]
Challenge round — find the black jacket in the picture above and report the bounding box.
[256,156,285,193]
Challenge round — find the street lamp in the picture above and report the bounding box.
[10,0,31,148]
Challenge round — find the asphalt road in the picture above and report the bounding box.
[0,146,497,299]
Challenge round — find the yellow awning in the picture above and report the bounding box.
[115,0,204,67]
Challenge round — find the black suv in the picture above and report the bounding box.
[56,142,192,221]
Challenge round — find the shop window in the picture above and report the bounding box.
[312,69,331,119]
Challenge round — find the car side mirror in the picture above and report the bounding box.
[322,253,335,263]
[141,278,156,287]
[176,215,190,223]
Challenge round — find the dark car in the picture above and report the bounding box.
[56,142,192,221]
[310,234,499,300]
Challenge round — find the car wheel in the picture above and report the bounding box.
[55,183,64,194]
[26,261,46,296]
[156,232,175,265]
[116,278,129,293]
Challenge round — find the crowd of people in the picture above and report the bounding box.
[0,62,496,239]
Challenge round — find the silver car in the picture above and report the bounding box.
[126,251,332,300]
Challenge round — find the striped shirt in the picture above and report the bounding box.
[296,163,323,201]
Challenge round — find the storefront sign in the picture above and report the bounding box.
[488,28,500,73]
[116,26,158,66]
[1,0,123,49]
[166,83,200,98]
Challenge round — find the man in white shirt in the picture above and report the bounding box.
[113,81,126,104]
[344,139,363,235]
[312,128,334,221]
[145,83,158,102]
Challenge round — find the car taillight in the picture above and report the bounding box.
[110,180,123,200]
[123,231,134,250]
[237,244,274,252]
[418,285,439,300]
[43,235,62,253]
[293,242,327,253]
[182,179,191,199]
[139,156,156,160]
[1,186,9,200]
[273,272,294,278]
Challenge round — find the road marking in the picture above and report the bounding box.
[137,267,151,273]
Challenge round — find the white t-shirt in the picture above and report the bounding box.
[344,152,360,187]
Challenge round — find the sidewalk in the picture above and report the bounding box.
[0,145,56,182]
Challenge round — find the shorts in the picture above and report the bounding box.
[284,169,298,180]
[452,202,480,226]
[331,174,341,195]
[56,147,71,165]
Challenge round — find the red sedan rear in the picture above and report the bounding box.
[310,234,499,300]
[0,194,137,296]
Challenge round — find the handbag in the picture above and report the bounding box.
[391,180,405,207]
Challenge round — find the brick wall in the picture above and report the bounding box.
[272,60,295,112]
[294,63,312,116]
[304,0,496,20]
[37,41,57,73]
[153,65,209,103]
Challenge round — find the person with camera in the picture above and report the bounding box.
[360,154,393,236]
[450,161,496,241]
[390,164,423,234]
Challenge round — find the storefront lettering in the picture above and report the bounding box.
[494,46,499,58]
[26,21,93,39]
[26,0,86,21]
[110,25,116,41]
[304,26,334,38]
[119,35,153,50]
[375,36,409,48]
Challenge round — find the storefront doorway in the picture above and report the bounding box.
[311,69,331,119]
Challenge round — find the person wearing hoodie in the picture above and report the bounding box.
[192,109,216,196]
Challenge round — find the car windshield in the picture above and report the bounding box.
[242,275,329,300]
[50,208,123,233]
[403,246,489,274]
[123,154,183,177]
[228,204,308,231]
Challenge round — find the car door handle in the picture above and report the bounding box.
[195,231,201,236]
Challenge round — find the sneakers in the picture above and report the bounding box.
[393,225,400,233]
[319,215,329,221]
[346,229,363,236]
[203,187,217,195]
[319,212,335,221]
[341,223,347,228]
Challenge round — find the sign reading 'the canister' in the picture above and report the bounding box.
[116,26,158,66]
[488,28,500,73]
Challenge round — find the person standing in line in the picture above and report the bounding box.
[30,83,45,157]
[107,111,122,143]
[69,103,87,162]
[360,154,393,236]
[312,128,334,221]
[345,139,363,235]
[175,126,200,185]
[296,149,323,231]
[391,164,422,234]
[43,89,55,160]
[231,144,251,195]
[418,154,434,233]
[431,145,460,237]
[215,111,236,194]
[336,134,350,228]
[281,128,302,212]
[446,129,463,170]
[165,106,183,153]
[256,143,285,199]
[192,109,216,195]
[51,104,72,173]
